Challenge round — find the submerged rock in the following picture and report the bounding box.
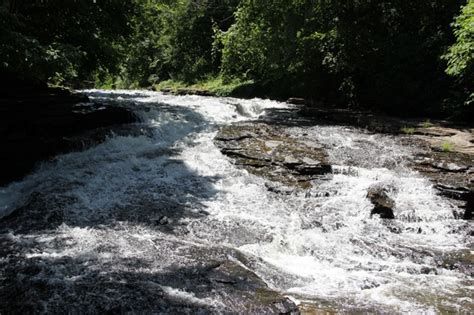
[208,261,299,314]
[436,249,474,276]
[367,186,395,219]
[215,122,331,188]
[287,97,307,105]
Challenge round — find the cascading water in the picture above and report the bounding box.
[0,90,471,313]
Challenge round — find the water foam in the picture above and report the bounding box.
[0,90,471,313]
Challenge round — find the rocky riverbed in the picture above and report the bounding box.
[216,108,473,222]
[215,123,331,188]
[0,90,472,314]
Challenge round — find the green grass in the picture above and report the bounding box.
[92,71,130,90]
[440,141,454,152]
[155,79,187,91]
[401,126,416,135]
[421,119,434,128]
[155,76,254,97]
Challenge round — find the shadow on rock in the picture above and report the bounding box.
[0,95,220,234]
[0,241,298,314]
[0,87,137,186]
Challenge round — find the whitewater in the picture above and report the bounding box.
[0,90,471,313]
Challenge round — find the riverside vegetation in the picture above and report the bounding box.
[1,0,473,119]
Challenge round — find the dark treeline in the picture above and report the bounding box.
[1,0,134,86]
[1,0,472,119]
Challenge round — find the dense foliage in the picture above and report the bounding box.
[0,0,134,85]
[123,0,239,87]
[1,0,472,118]
[443,0,474,108]
[219,0,464,114]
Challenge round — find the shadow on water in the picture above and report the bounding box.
[0,247,295,314]
[0,98,220,231]
[0,255,222,313]
[0,91,245,312]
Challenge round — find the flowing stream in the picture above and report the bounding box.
[0,90,472,313]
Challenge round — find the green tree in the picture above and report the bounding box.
[124,0,239,86]
[443,0,473,107]
[220,0,462,114]
[0,0,134,85]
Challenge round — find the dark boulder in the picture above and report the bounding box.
[287,97,307,105]
[367,186,395,219]
[434,184,473,220]
[464,191,473,220]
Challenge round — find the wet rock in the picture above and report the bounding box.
[384,220,402,233]
[413,150,473,219]
[0,229,300,314]
[215,134,253,142]
[367,186,395,219]
[300,106,406,133]
[419,266,438,275]
[158,216,170,225]
[285,159,332,176]
[215,122,331,188]
[287,97,307,105]
[434,184,471,200]
[165,88,215,97]
[412,127,457,137]
[436,250,474,276]
[208,261,299,314]
[464,191,473,220]
[151,215,171,225]
[265,182,295,195]
[0,86,137,186]
[429,162,470,173]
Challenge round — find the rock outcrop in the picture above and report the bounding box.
[215,122,331,188]
[0,85,137,186]
[300,104,473,221]
[412,149,473,220]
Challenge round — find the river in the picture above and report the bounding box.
[0,90,471,313]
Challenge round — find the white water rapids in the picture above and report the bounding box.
[0,90,472,313]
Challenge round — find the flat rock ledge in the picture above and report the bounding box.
[215,122,332,188]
